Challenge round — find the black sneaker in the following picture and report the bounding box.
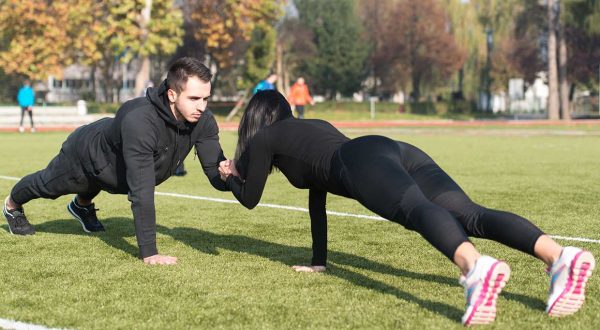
[3,197,35,235]
[173,163,187,177]
[67,196,105,233]
[173,170,187,177]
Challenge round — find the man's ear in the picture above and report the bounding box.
[167,89,177,103]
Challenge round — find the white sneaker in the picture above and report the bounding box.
[30,127,36,133]
[460,256,511,326]
[546,246,595,317]
[18,126,24,133]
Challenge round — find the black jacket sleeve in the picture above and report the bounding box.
[225,131,272,209]
[121,113,159,258]
[309,189,327,266]
[195,114,229,191]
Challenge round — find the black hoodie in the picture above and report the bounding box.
[71,80,228,258]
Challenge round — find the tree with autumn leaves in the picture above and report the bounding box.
[0,0,80,81]
[0,0,183,102]
[185,0,281,87]
[358,0,466,101]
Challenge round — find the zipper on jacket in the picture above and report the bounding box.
[176,128,180,166]
[170,127,179,175]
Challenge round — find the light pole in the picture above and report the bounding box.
[485,26,494,112]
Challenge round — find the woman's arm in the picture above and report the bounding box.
[292,189,327,273]
[224,131,272,209]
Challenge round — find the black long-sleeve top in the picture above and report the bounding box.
[225,118,351,265]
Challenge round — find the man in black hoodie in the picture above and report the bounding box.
[3,57,229,265]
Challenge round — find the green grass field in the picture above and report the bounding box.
[0,127,599,329]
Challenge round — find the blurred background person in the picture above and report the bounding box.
[17,79,35,133]
[252,73,277,95]
[287,77,314,119]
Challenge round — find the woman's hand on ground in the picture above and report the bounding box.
[292,265,326,273]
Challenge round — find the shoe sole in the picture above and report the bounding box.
[3,197,13,234]
[67,203,92,233]
[3,206,15,235]
[547,251,595,317]
[463,261,511,326]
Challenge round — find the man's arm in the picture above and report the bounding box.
[121,114,174,264]
[195,114,229,191]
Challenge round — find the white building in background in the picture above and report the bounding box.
[44,64,91,103]
[487,72,549,114]
[43,63,138,104]
[507,73,548,113]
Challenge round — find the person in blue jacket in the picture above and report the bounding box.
[17,80,35,133]
[252,73,277,95]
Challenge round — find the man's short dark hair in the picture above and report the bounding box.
[167,57,212,93]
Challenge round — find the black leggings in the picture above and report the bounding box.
[333,135,544,261]
[20,107,34,127]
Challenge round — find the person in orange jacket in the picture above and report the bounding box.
[287,77,314,119]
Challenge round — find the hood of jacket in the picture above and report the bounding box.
[146,80,194,131]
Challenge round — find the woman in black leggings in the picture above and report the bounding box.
[219,90,595,326]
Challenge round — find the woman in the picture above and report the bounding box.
[219,90,595,326]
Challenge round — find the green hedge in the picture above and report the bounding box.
[403,100,475,115]
[311,100,477,116]
[86,102,120,114]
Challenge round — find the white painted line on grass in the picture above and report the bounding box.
[0,175,21,181]
[155,192,385,221]
[1,175,599,244]
[547,235,600,244]
[0,318,63,330]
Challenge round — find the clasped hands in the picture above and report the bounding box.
[219,159,240,181]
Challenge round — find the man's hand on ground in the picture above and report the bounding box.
[143,254,177,265]
[292,265,326,273]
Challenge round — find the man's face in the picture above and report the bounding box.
[168,76,211,123]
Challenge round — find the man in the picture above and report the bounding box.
[287,77,314,119]
[17,80,35,133]
[252,73,277,95]
[3,57,229,265]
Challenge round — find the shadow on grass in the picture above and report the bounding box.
[32,218,545,320]
[162,224,546,315]
[34,217,139,257]
[158,225,465,321]
[502,291,546,312]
